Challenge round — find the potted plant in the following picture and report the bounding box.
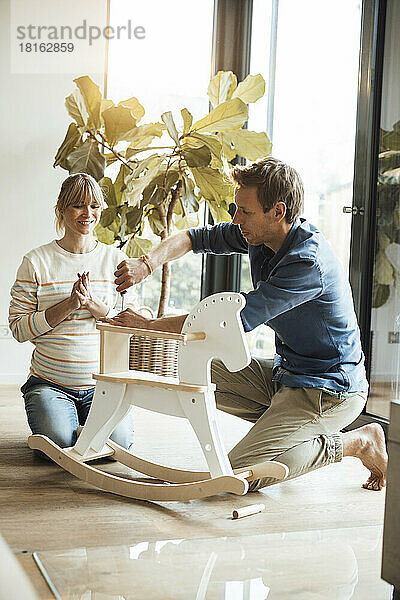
[54,70,271,316]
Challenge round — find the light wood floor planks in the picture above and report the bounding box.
[0,384,388,598]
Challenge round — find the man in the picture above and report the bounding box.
[103,157,387,492]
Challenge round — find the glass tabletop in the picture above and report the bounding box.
[34,525,391,599]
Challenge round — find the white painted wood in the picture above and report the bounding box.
[97,323,206,342]
[99,330,130,374]
[178,389,234,478]
[93,370,214,393]
[179,293,251,386]
[73,382,127,457]
[31,292,287,501]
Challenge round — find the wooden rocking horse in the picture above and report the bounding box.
[29,292,288,501]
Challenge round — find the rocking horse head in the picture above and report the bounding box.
[178,292,251,386]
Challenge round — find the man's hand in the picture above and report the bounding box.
[100,308,152,329]
[114,259,150,293]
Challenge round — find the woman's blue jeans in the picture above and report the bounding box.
[21,376,134,457]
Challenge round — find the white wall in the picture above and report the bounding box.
[0,0,106,383]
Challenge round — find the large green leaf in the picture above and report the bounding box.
[100,206,117,227]
[181,108,193,135]
[53,123,81,169]
[372,282,390,308]
[161,111,180,144]
[231,74,265,104]
[99,177,117,206]
[94,222,115,245]
[114,164,131,206]
[123,155,165,206]
[147,210,165,235]
[207,201,232,224]
[378,150,400,173]
[102,105,137,146]
[73,76,102,130]
[191,167,232,203]
[65,139,105,181]
[380,122,400,152]
[126,206,143,233]
[118,97,145,122]
[125,236,153,258]
[182,144,211,168]
[100,99,114,125]
[219,130,272,161]
[142,167,180,207]
[174,212,199,230]
[181,174,199,213]
[65,91,87,128]
[190,133,223,168]
[126,123,165,152]
[142,181,164,207]
[103,153,119,167]
[379,167,400,185]
[208,71,237,108]
[192,98,248,134]
[376,250,394,285]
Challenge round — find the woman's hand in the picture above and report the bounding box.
[75,272,93,308]
[100,308,152,329]
[75,272,110,319]
[69,275,84,310]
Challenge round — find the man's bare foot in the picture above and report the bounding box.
[341,423,388,491]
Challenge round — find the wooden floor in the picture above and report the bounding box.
[0,384,388,598]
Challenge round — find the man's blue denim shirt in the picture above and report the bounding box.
[189,219,368,393]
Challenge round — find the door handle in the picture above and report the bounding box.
[343,206,365,215]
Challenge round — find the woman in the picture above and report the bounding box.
[9,173,136,453]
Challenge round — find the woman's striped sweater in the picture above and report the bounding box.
[9,240,137,389]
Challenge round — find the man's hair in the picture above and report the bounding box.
[231,156,304,223]
[55,173,105,233]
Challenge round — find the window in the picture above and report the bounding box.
[243,0,362,358]
[107,0,213,314]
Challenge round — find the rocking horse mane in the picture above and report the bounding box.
[178,292,251,386]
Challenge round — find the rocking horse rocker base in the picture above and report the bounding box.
[28,435,288,501]
[28,293,289,502]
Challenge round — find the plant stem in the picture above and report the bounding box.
[127,146,175,153]
[88,130,135,172]
[157,203,170,318]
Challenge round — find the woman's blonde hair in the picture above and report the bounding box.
[55,173,105,234]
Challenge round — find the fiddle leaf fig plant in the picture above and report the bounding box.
[54,72,272,316]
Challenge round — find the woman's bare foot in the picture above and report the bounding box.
[341,423,388,491]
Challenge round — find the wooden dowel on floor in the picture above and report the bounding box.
[232,503,266,519]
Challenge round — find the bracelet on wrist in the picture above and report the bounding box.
[140,254,153,275]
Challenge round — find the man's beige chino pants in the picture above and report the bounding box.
[211,358,367,491]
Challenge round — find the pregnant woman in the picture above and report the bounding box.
[9,173,135,454]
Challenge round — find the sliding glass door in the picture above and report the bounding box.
[366,0,400,419]
[243,0,362,357]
